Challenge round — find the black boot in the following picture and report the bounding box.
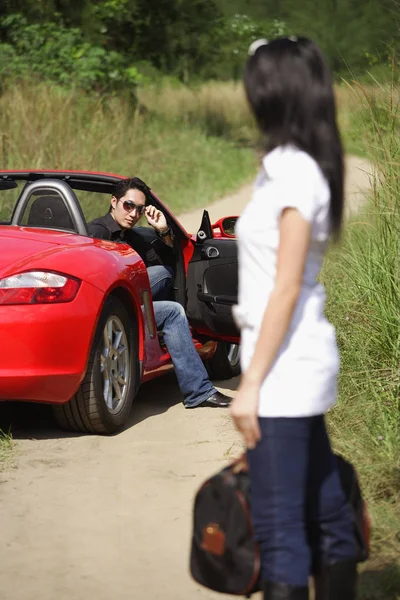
[263,580,309,599]
[314,561,357,600]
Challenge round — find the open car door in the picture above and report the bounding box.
[186,211,240,343]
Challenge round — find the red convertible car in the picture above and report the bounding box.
[0,170,240,434]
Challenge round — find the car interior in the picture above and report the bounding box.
[11,181,89,236]
[26,194,77,231]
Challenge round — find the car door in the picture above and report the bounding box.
[186,211,240,342]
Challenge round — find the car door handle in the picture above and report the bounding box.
[203,246,220,259]
[197,293,236,305]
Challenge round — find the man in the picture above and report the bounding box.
[89,177,174,301]
[88,177,232,409]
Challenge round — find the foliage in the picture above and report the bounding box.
[0,1,227,86]
[215,14,288,80]
[216,0,286,20]
[219,0,400,75]
[0,0,398,89]
[321,78,400,577]
[268,0,399,74]
[0,14,140,93]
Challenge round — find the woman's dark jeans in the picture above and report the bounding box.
[247,415,356,587]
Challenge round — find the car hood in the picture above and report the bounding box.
[0,226,92,278]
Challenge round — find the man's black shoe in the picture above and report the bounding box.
[196,391,232,408]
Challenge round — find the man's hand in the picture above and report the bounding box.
[230,380,261,449]
[144,205,168,233]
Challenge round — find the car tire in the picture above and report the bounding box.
[206,342,241,380]
[53,297,138,434]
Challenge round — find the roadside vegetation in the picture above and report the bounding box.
[0,83,257,221]
[322,79,400,599]
[0,80,375,223]
[0,430,15,471]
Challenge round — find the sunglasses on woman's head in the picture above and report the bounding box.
[121,200,146,215]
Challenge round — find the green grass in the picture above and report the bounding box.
[0,83,257,221]
[321,79,400,599]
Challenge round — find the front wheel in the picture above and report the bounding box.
[53,297,138,434]
[206,341,241,380]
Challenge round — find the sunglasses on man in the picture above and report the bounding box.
[120,199,146,215]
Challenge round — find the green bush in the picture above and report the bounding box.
[0,14,140,94]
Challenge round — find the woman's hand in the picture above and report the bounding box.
[230,380,261,449]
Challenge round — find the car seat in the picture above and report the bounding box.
[27,195,75,230]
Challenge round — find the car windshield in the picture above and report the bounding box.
[0,181,23,224]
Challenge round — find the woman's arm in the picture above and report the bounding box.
[231,207,312,448]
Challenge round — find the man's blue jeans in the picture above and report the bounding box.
[147,265,174,301]
[153,301,216,407]
[247,416,356,587]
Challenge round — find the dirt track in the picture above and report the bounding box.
[0,156,373,600]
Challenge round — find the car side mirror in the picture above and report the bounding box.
[212,216,238,238]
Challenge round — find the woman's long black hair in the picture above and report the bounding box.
[244,37,343,235]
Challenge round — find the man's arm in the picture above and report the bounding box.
[152,235,175,260]
[144,205,174,248]
[156,226,174,248]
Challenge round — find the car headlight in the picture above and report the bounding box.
[0,271,81,305]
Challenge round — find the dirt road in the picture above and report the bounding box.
[0,156,373,600]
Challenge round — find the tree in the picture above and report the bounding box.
[216,0,286,20]
[128,0,224,79]
[213,14,288,81]
[281,0,399,73]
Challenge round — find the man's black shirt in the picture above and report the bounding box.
[88,213,174,268]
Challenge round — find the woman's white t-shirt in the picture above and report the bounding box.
[234,145,340,418]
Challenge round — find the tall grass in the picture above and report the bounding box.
[0,83,257,220]
[139,80,377,156]
[0,80,370,221]
[322,80,400,597]
[0,429,14,470]
[138,81,258,143]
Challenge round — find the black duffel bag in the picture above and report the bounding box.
[190,454,370,597]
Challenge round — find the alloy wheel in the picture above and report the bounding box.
[100,315,130,414]
[226,343,240,368]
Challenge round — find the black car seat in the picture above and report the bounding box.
[27,195,75,230]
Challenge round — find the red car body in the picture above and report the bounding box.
[0,170,239,433]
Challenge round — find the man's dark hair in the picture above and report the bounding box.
[113,177,151,201]
[244,37,344,236]
[109,177,151,213]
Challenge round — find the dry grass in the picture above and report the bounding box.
[0,82,257,219]
[322,79,400,598]
[139,80,258,143]
[0,430,15,471]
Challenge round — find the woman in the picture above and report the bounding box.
[231,37,357,600]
